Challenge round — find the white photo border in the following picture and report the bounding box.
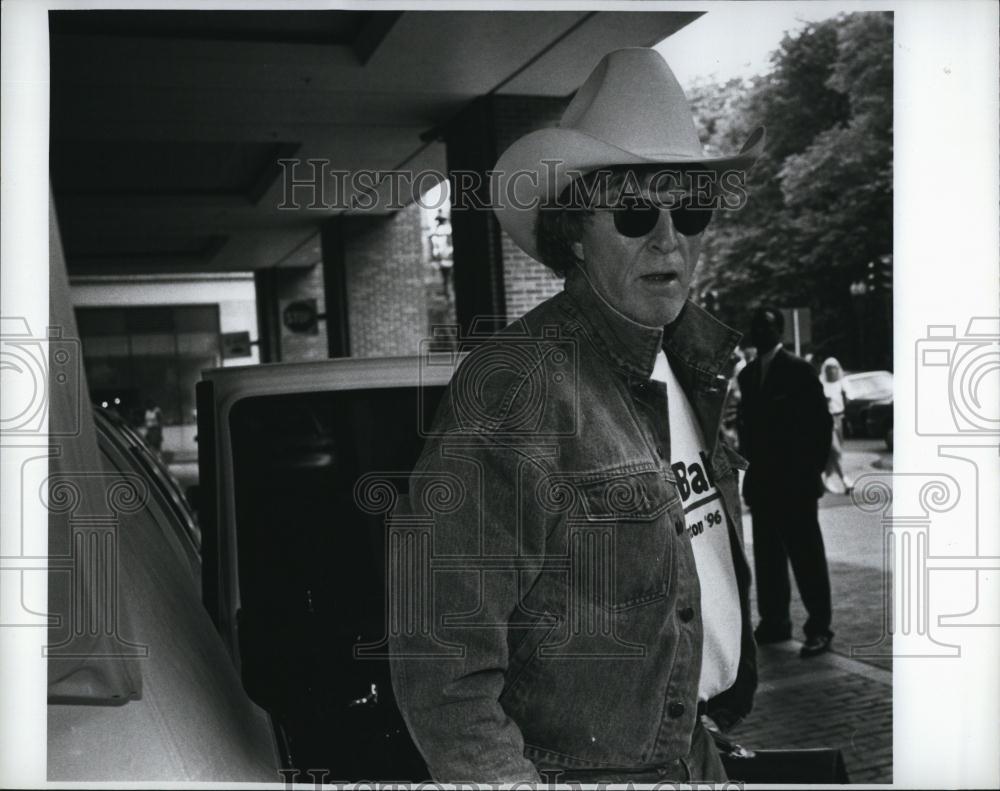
[1,0,997,787]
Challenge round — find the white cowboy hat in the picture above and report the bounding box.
[491,47,765,262]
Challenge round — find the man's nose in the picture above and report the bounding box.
[648,208,679,252]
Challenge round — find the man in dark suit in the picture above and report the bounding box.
[737,307,834,657]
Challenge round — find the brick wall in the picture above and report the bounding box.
[263,95,574,360]
[492,96,569,319]
[343,203,427,357]
[265,263,329,363]
[446,95,569,325]
[499,231,565,319]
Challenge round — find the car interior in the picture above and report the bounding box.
[227,385,447,779]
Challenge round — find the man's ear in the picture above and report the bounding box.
[571,240,584,262]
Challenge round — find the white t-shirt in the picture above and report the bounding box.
[651,350,742,702]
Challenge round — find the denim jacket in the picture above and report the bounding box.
[389,273,757,783]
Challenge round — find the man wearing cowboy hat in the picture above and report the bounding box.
[390,47,763,783]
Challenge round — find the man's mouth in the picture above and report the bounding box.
[639,272,679,283]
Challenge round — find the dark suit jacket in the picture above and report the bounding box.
[737,347,832,500]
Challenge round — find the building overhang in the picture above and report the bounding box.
[51,9,702,276]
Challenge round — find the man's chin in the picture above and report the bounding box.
[616,293,687,328]
[639,304,685,328]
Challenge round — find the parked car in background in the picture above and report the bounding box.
[841,370,894,437]
[863,398,894,451]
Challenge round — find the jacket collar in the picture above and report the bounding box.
[563,270,741,382]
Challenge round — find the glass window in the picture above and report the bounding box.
[130,333,175,356]
[76,305,221,427]
[126,306,174,333]
[173,305,219,333]
[77,307,127,337]
[176,331,219,356]
[82,335,130,357]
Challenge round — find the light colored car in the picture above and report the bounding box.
[48,406,279,782]
[841,370,893,438]
[46,197,279,783]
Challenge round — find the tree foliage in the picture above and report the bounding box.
[690,12,893,367]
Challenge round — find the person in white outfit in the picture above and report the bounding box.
[820,357,852,494]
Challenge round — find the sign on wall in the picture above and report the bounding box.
[282,299,318,335]
[222,331,252,359]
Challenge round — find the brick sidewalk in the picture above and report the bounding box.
[723,640,892,784]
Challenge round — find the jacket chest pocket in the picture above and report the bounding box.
[540,468,680,610]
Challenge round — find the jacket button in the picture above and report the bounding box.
[668,702,685,718]
[679,606,695,622]
[656,447,665,459]
[675,520,685,536]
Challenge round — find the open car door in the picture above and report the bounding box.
[197,354,458,780]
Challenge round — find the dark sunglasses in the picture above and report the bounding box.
[610,199,713,238]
